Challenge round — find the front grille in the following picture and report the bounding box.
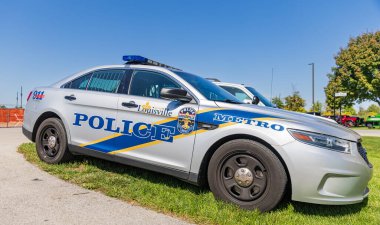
[357,142,372,167]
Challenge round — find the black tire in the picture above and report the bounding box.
[207,139,287,212]
[35,117,73,164]
[346,121,354,127]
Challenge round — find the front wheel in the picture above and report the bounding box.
[207,139,287,212]
[35,117,73,164]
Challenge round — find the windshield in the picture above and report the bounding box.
[245,86,275,107]
[174,71,243,103]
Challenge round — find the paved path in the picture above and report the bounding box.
[0,128,190,225]
[354,129,380,137]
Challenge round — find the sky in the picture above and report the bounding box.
[1,0,380,110]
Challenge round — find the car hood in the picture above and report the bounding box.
[214,102,361,142]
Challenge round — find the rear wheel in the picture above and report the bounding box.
[346,120,354,127]
[35,118,73,164]
[207,139,287,212]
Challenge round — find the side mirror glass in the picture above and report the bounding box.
[160,88,192,103]
[252,96,260,105]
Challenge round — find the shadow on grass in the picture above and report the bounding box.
[267,183,368,215]
[291,198,368,216]
[79,156,208,195]
[75,155,368,216]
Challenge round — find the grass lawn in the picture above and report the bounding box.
[18,137,380,225]
[351,127,379,130]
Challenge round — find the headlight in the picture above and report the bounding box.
[288,129,351,153]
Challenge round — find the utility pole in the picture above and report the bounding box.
[16,91,19,108]
[333,91,336,118]
[308,63,315,114]
[270,68,274,102]
[20,86,23,108]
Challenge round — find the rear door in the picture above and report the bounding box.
[60,69,130,149]
[112,70,199,172]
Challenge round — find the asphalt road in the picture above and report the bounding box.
[0,128,190,225]
[354,129,380,137]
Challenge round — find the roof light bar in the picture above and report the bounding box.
[122,55,181,71]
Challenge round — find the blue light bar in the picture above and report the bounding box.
[122,55,148,63]
[122,55,181,71]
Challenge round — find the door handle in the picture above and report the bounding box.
[197,122,218,130]
[122,101,138,108]
[64,95,76,101]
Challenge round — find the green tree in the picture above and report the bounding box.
[323,104,334,116]
[367,104,380,114]
[330,31,380,105]
[358,106,367,117]
[324,73,354,114]
[309,101,322,113]
[284,91,306,112]
[343,106,357,115]
[271,96,284,109]
[0,105,6,108]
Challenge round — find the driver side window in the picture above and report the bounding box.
[129,70,180,99]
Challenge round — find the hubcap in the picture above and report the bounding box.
[234,168,254,187]
[220,154,267,201]
[41,126,60,157]
[48,136,57,148]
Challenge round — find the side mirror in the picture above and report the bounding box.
[252,96,260,105]
[160,88,192,103]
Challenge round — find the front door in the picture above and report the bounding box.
[112,70,199,172]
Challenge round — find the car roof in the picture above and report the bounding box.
[51,64,177,88]
[50,63,208,101]
[213,81,246,88]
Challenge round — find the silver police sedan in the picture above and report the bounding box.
[22,55,372,211]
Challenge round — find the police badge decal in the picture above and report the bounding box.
[177,107,196,134]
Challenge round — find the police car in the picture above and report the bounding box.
[23,56,372,212]
[212,80,338,124]
[209,79,275,107]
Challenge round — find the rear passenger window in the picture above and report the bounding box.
[87,70,125,93]
[63,73,92,90]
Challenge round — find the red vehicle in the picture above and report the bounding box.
[338,115,363,127]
